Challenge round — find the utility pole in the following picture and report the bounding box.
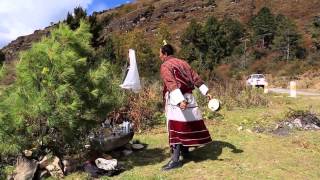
[244,38,249,68]
[286,30,290,61]
[241,38,250,69]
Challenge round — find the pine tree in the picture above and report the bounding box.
[180,17,245,70]
[221,18,245,53]
[95,36,117,63]
[311,16,320,50]
[273,14,303,60]
[180,20,205,65]
[89,13,103,47]
[0,21,122,155]
[250,7,276,48]
[203,17,228,68]
[66,6,87,30]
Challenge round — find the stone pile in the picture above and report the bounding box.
[272,111,320,136]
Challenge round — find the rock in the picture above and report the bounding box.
[14,156,38,180]
[293,118,303,128]
[23,150,33,157]
[272,127,290,136]
[95,158,118,171]
[124,143,132,150]
[132,144,144,150]
[84,161,105,178]
[62,159,72,174]
[34,170,50,179]
[45,157,64,178]
[102,154,113,160]
[246,129,253,133]
[122,150,133,156]
[90,131,134,152]
[40,170,50,179]
[61,156,80,174]
[117,161,126,167]
[6,174,14,180]
[39,156,49,169]
[140,17,147,22]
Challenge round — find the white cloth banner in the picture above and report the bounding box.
[120,49,141,93]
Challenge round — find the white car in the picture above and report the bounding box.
[246,74,267,88]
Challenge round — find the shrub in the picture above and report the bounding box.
[126,81,163,131]
[0,63,7,81]
[209,80,269,110]
[0,21,122,156]
[0,50,5,66]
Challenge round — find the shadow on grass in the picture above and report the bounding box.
[122,145,169,170]
[183,141,243,164]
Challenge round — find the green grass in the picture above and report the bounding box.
[2,94,319,179]
[64,95,320,179]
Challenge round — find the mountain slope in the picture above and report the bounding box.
[1,0,319,64]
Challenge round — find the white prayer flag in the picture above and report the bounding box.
[120,49,141,93]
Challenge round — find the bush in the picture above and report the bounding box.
[0,50,5,66]
[0,63,8,81]
[114,81,164,132]
[0,21,122,156]
[209,80,269,110]
[0,165,14,180]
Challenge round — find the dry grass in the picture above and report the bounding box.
[207,80,269,110]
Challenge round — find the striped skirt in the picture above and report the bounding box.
[165,93,212,146]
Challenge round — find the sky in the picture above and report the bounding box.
[0,0,132,48]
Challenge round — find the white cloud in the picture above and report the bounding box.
[0,0,93,48]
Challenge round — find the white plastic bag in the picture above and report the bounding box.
[120,49,141,93]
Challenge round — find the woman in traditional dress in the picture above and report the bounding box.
[159,44,212,171]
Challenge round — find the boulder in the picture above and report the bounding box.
[122,150,133,156]
[132,144,144,150]
[45,157,64,178]
[90,131,134,152]
[14,156,38,180]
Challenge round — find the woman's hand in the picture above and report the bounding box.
[179,100,188,110]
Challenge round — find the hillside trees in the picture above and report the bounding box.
[273,14,305,60]
[180,20,205,66]
[66,7,87,30]
[0,21,122,156]
[311,16,320,50]
[123,30,158,77]
[249,7,305,61]
[156,23,172,47]
[250,7,276,48]
[97,36,117,63]
[89,13,115,48]
[180,17,244,70]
